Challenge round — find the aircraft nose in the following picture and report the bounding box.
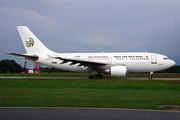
[169,60,176,67]
[163,59,176,70]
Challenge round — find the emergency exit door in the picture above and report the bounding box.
[108,57,112,63]
[52,55,57,64]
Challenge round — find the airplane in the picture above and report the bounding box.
[7,26,175,79]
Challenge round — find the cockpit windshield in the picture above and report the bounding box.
[164,57,169,60]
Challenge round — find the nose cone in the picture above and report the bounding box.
[171,60,176,66]
[168,59,176,68]
[163,59,176,70]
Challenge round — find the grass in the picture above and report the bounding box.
[0,78,180,110]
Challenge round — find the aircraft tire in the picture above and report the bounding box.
[89,75,94,79]
[99,75,103,79]
[94,75,99,79]
[148,75,153,79]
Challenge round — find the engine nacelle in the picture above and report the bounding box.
[104,66,128,77]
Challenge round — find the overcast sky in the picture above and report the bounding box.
[0,0,180,69]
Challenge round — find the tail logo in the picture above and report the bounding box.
[26,37,34,47]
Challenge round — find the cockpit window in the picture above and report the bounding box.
[164,57,169,60]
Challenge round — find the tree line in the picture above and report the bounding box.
[0,59,180,73]
[155,65,180,73]
[0,59,22,73]
[0,59,68,73]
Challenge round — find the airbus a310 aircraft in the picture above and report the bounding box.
[7,26,175,79]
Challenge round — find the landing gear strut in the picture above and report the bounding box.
[148,71,153,79]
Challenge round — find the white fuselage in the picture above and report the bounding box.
[36,52,175,73]
[7,26,176,79]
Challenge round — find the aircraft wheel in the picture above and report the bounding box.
[99,75,103,79]
[94,75,99,79]
[148,75,153,79]
[89,75,94,79]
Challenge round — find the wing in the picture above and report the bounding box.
[52,56,125,69]
[6,52,39,61]
[56,56,107,66]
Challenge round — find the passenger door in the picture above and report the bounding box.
[151,55,157,64]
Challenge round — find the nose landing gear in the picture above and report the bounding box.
[148,71,153,79]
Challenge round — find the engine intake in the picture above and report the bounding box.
[104,66,128,77]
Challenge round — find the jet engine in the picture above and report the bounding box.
[104,66,128,77]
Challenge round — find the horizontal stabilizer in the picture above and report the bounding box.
[6,52,39,61]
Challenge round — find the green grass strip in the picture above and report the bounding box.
[0,79,180,110]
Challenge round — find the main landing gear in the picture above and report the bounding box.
[89,72,103,79]
[89,74,103,79]
[148,71,153,79]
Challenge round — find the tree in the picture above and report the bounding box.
[156,65,180,73]
[0,59,22,73]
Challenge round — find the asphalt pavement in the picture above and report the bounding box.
[0,108,180,120]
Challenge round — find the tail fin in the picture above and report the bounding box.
[17,26,55,54]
